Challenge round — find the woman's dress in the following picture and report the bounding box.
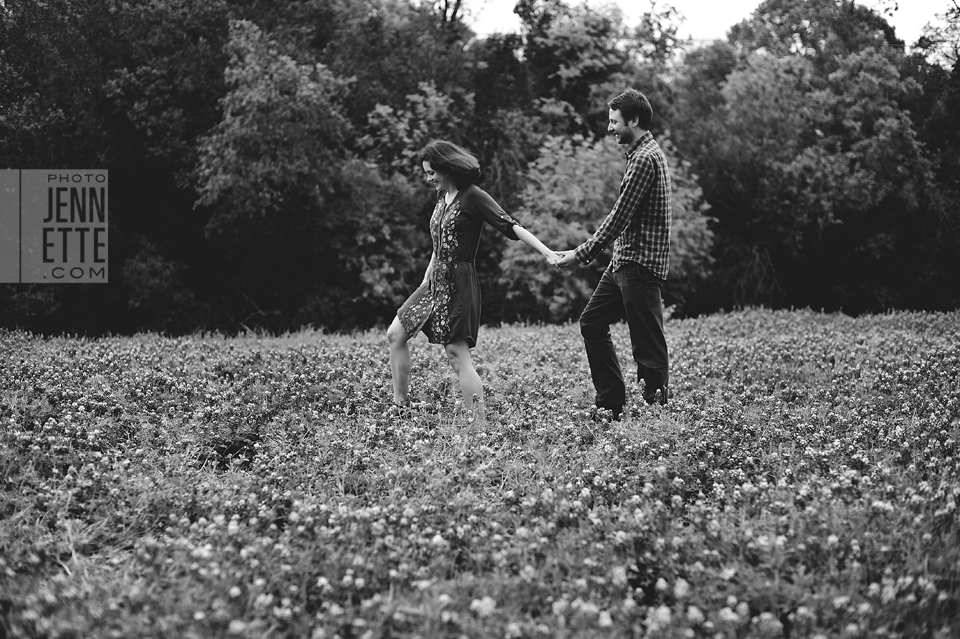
[397,185,522,348]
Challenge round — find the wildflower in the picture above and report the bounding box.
[229,586,242,598]
[718,607,739,623]
[871,500,894,512]
[756,612,782,635]
[228,620,247,635]
[572,599,599,616]
[611,566,628,586]
[646,605,672,632]
[470,596,497,617]
[673,578,690,600]
[686,606,705,625]
[882,584,897,603]
[598,610,613,627]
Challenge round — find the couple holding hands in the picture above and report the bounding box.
[387,89,671,422]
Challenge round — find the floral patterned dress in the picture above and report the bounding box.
[397,185,522,348]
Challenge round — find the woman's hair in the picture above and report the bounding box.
[417,139,483,188]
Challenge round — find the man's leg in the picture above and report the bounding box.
[619,263,669,405]
[579,268,626,415]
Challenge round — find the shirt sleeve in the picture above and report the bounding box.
[574,153,655,264]
[461,187,522,240]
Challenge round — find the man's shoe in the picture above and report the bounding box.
[643,386,668,406]
[591,405,622,422]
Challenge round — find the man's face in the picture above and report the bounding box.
[608,108,636,145]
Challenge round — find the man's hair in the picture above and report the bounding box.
[417,140,483,189]
[608,89,653,130]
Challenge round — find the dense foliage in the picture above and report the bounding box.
[2,310,959,636]
[1,0,958,334]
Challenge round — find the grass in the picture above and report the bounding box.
[1,308,959,638]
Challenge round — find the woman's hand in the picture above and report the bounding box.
[554,250,580,270]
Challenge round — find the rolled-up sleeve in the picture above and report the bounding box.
[575,155,655,264]
[461,188,521,240]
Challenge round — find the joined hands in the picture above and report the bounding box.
[543,249,579,270]
[553,250,579,270]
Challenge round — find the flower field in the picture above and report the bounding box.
[2,309,959,638]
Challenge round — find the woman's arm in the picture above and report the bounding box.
[421,252,437,287]
[513,225,558,262]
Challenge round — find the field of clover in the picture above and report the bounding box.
[2,308,959,639]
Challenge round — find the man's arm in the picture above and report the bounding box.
[555,250,579,270]
[574,155,656,265]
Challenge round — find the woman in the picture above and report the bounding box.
[387,140,557,421]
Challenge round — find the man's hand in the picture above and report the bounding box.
[555,250,580,270]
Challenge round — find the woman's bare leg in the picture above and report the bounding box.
[444,340,484,421]
[387,317,412,405]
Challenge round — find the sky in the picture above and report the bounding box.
[466,0,949,50]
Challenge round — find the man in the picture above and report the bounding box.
[555,88,672,420]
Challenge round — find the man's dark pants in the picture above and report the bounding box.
[579,262,669,413]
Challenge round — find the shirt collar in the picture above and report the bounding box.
[624,131,653,159]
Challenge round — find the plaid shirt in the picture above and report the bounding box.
[575,132,672,279]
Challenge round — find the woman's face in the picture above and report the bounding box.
[422,161,450,192]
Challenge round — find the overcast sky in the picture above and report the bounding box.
[467,0,949,49]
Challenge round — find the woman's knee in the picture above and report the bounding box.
[387,319,408,348]
[443,342,469,370]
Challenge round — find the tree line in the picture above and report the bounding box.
[2,0,958,334]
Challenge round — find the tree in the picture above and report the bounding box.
[916,0,960,67]
[194,20,425,331]
[728,0,902,75]
[312,0,472,130]
[498,134,714,321]
[515,0,635,132]
[669,0,960,311]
